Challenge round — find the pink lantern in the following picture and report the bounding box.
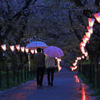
[73,62,77,66]
[81,48,85,54]
[21,47,25,52]
[85,32,91,38]
[35,49,37,54]
[77,57,81,60]
[83,35,88,38]
[30,50,34,54]
[88,18,95,27]
[75,59,78,63]
[86,27,93,34]
[80,46,84,50]
[80,42,86,47]
[25,48,29,54]
[56,58,62,72]
[94,12,100,23]
[82,55,85,59]
[10,45,14,52]
[82,38,88,43]
[15,45,20,51]
[1,44,6,51]
[83,35,89,41]
[85,52,88,57]
[70,65,77,71]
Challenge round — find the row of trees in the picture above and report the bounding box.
[0,0,100,68]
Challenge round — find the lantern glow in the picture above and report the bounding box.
[94,12,100,23]
[86,27,93,34]
[57,58,62,72]
[74,75,79,83]
[85,52,88,57]
[21,47,25,52]
[70,65,77,71]
[10,45,14,51]
[35,49,37,54]
[77,57,81,60]
[73,62,77,66]
[82,38,88,43]
[82,55,85,59]
[88,18,95,27]
[15,45,20,51]
[80,42,86,47]
[75,59,78,63]
[85,32,91,38]
[30,50,34,54]
[1,44,6,51]
[25,48,29,54]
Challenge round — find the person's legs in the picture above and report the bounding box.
[37,67,40,85]
[51,67,55,86]
[40,67,45,86]
[47,68,50,85]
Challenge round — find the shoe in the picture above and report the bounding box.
[40,84,42,87]
[48,82,51,86]
[51,82,53,86]
[40,83,42,87]
[37,83,40,85]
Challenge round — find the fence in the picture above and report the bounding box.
[0,65,36,90]
[78,64,100,88]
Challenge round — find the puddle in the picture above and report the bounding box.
[74,75,95,100]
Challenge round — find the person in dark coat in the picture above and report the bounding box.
[34,47,45,86]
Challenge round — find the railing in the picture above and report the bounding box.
[0,65,36,90]
[78,64,100,88]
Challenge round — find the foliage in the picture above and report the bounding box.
[0,0,100,67]
[82,60,90,65]
[78,73,91,85]
[0,69,37,91]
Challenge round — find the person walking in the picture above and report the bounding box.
[45,55,56,86]
[34,47,45,86]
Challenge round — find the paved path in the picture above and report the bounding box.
[0,68,97,100]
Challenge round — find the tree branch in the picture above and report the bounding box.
[12,0,37,21]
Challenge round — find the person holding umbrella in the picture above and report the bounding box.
[45,55,56,86]
[34,47,45,86]
[44,46,64,86]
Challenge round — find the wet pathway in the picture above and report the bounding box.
[0,68,97,100]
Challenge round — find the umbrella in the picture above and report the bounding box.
[26,41,48,49]
[44,46,64,58]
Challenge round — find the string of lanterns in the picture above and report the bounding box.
[0,44,37,54]
[1,44,62,71]
[70,11,100,71]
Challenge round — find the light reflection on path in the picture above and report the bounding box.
[74,75,95,100]
[0,69,96,100]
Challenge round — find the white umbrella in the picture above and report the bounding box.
[26,41,48,50]
[26,41,48,71]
